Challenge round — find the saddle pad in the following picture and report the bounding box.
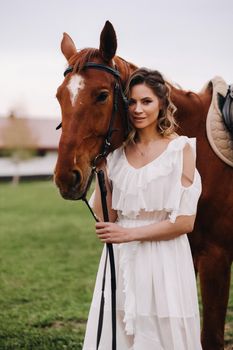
[205,76,233,167]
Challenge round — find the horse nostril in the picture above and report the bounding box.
[72,170,81,189]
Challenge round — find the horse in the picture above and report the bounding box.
[54,21,233,350]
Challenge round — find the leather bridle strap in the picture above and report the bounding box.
[62,62,129,147]
[82,168,116,350]
[64,62,120,78]
[64,62,122,350]
[84,62,121,78]
[96,170,116,350]
[81,171,117,350]
[61,61,129,349]
[83,62,128,159]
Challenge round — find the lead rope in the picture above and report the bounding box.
[82,169,117,350]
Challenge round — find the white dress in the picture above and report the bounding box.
[83,136,202,350]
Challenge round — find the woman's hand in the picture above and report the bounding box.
[95,222,130,244]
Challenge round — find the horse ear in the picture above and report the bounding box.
[61,33,77,61]
[99,21,117,62]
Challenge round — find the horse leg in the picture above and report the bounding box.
[198,245,231,350]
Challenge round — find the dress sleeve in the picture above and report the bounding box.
[169,138,202,223]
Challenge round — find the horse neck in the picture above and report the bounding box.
[170,85,212,137]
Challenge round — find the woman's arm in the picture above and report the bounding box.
[92,163,117,223]
[96,214,195,243]
[127,214,195,241]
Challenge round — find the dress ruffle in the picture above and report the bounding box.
[118,241,139,335]
[169,171,202,223]
[107,136,202,222]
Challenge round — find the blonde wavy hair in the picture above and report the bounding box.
[125,68,178,144]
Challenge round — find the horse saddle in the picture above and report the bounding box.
[218,84,233,135]
[204,76,233,167]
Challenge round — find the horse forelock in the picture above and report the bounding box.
[68,48,106,72]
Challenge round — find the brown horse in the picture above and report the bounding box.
[54,21,233,350]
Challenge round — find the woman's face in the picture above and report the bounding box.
[128,83,161,130]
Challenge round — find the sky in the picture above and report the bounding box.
[1,0,232,119]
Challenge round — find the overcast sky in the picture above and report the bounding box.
[1,0,232,119]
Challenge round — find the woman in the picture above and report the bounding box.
[83,68,202,349]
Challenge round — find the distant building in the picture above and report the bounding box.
[0,116,61,154]
[0,116,61,179]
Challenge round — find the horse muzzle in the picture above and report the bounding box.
[54,168,88,200]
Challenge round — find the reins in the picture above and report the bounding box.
[82,169,117,350]
[60,61,129,350]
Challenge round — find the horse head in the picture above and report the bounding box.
[54,21,137,200]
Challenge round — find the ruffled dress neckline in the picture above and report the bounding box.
[107,135,202,222]
[122,137,178,171]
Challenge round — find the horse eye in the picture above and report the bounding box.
[56,122,62,130]
[96,91,109,103]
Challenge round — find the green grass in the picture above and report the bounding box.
[0,181,232,349]
[0,180,101,349]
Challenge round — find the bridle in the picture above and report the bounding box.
[57,61,130,350]
[57,61,129,168]
[57,61,130,205]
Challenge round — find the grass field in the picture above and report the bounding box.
[0,181,232,349]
